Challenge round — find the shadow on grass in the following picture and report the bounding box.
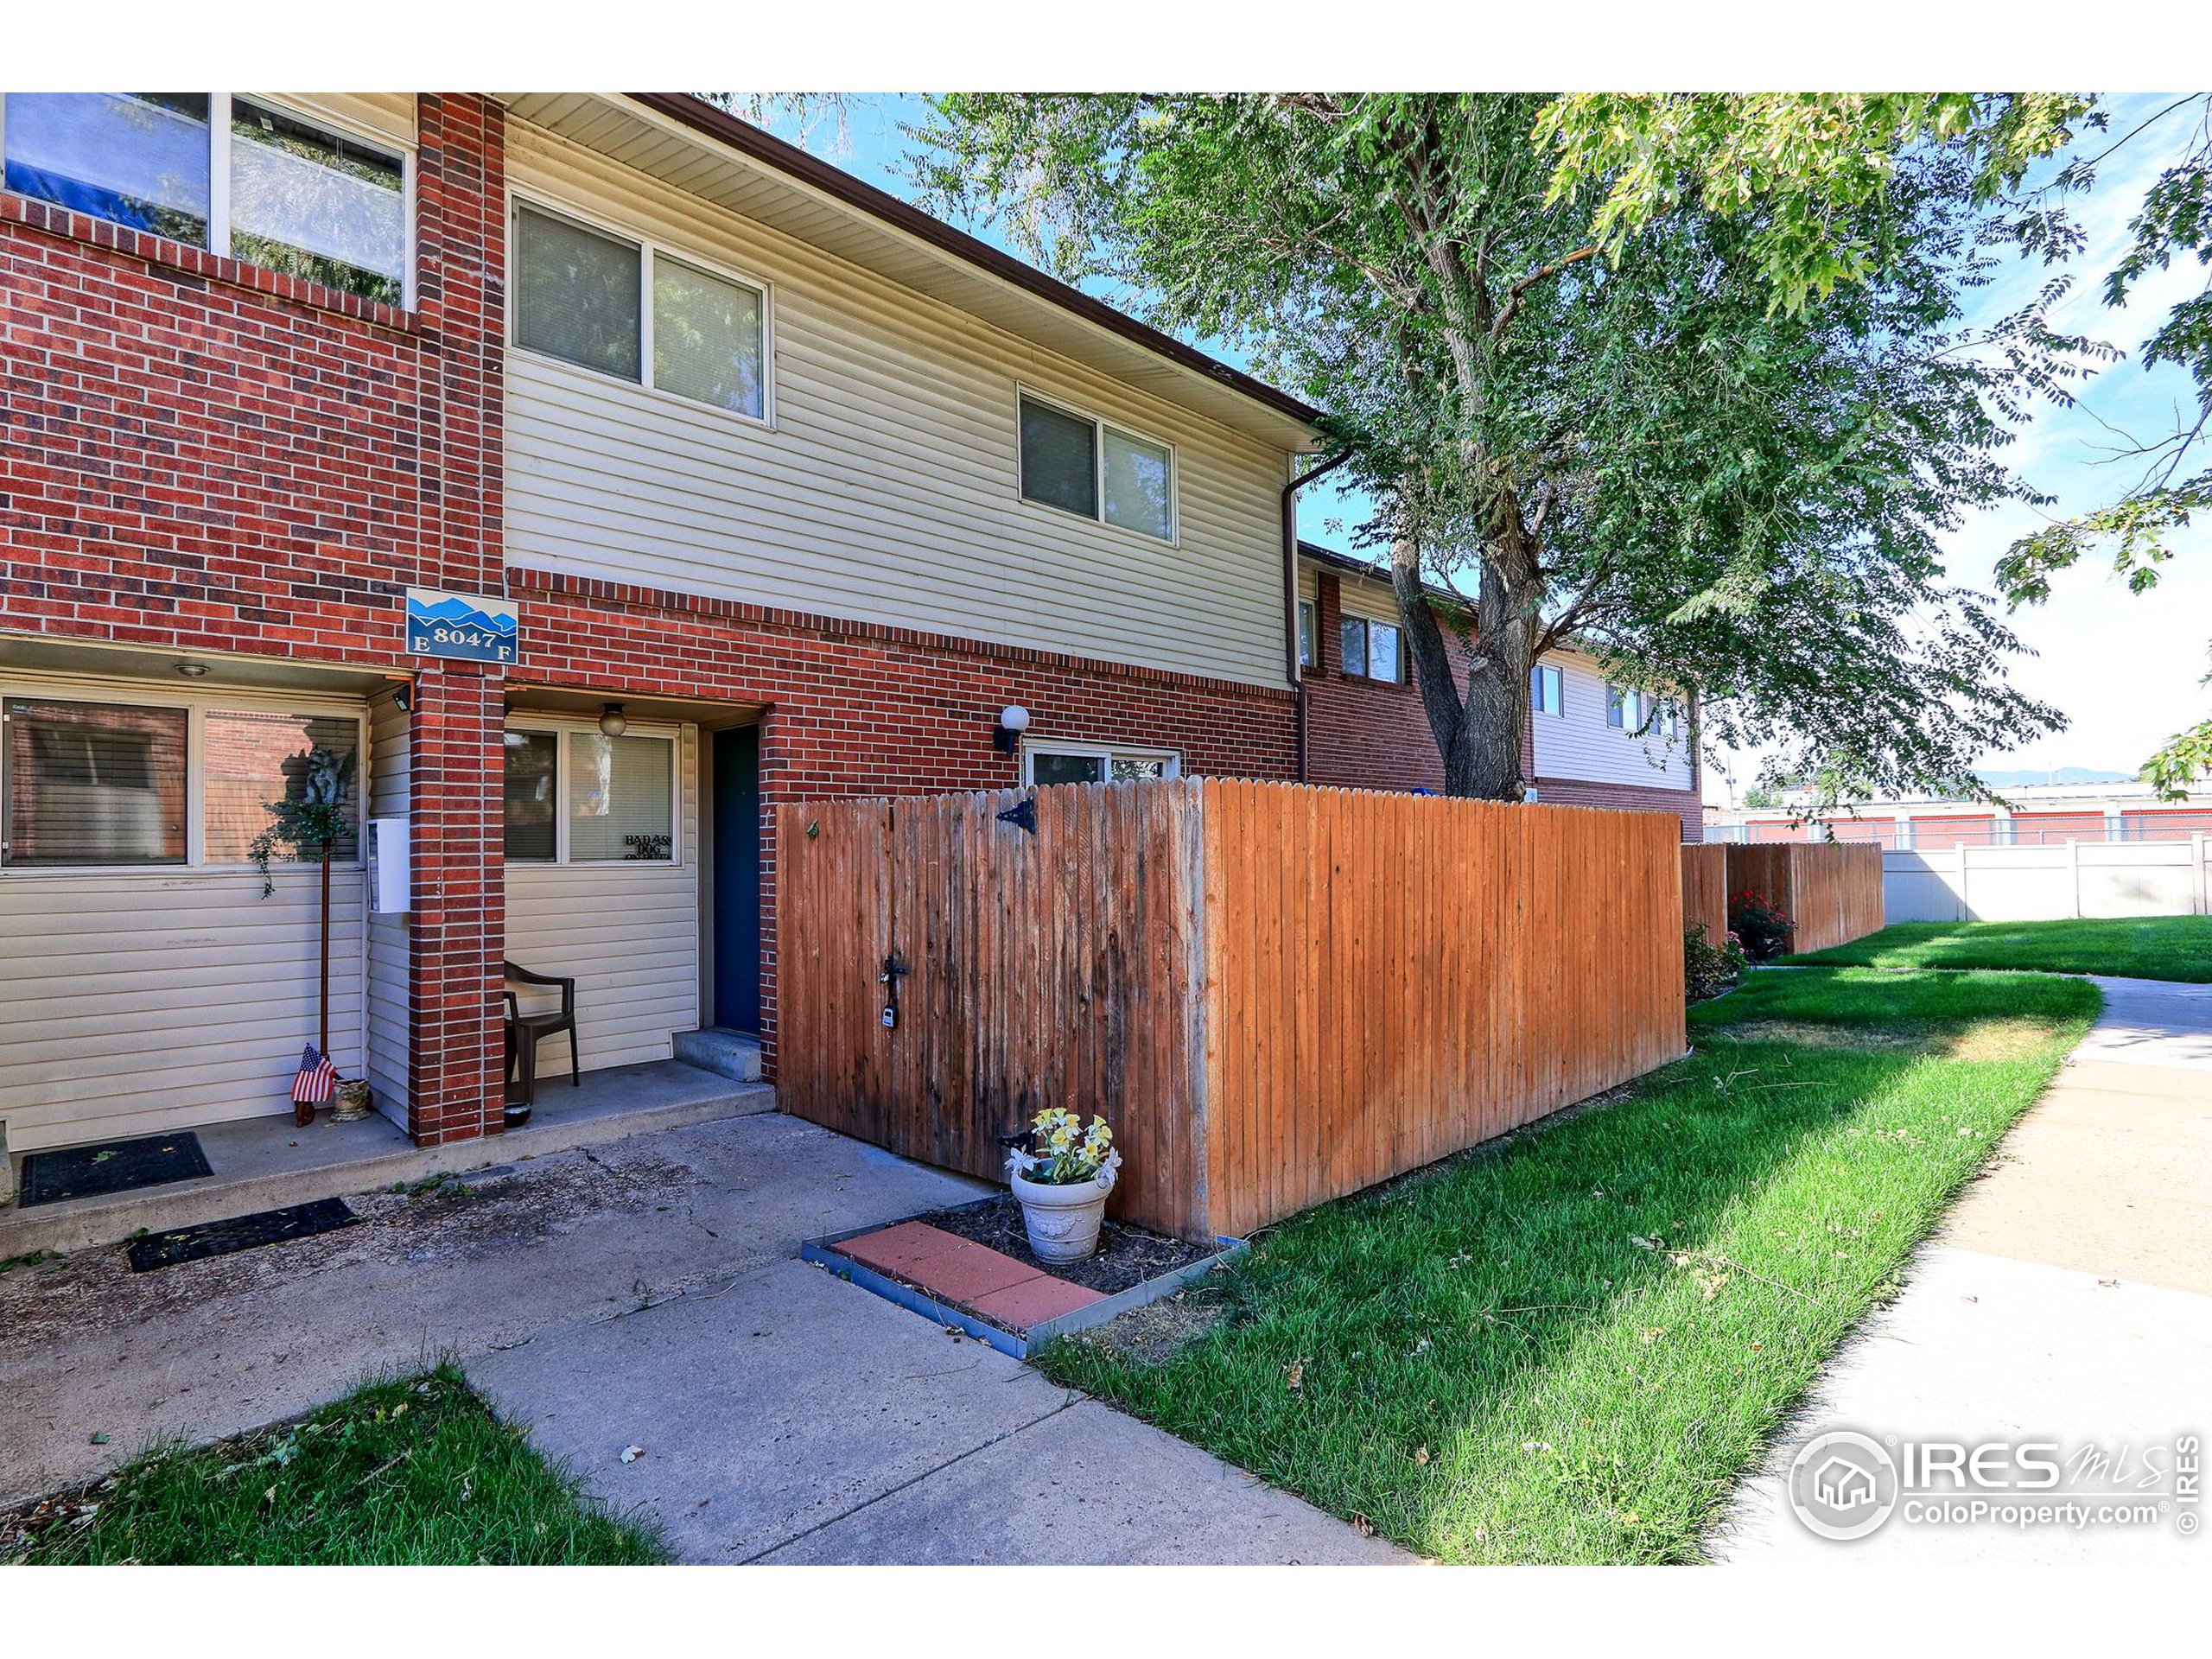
[1042,969,2095,1563]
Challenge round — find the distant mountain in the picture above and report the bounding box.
[411,594,518,634]
[1975,766,2136,788]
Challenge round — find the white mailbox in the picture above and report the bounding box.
[367,817,410,915]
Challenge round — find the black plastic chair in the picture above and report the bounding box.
[503,961,580,1117]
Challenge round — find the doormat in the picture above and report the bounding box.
[18,1132,213,1207]
[125,1198,358,1273]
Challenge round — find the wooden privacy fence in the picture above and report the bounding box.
[1681,843,1729,944]
[1724,842,1885,954]
[777,779,1687,1242]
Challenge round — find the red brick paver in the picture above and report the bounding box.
[831,1220,1109,1333]
[966,1274,1107,1329]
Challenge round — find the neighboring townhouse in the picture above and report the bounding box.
[1297,545,1702,837]
[0,92,1697,1164]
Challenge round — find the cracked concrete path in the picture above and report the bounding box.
[468,1256,1398,1564]
[1715,976,2212,1566]
[3,1109,1398,1564]
[0,1112,982,1506]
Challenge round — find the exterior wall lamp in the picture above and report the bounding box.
[995,703,1030,755]
[598,702,628,738]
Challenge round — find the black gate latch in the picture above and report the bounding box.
[879,953,910,1030]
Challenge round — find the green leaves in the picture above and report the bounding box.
[918,94,2077,800]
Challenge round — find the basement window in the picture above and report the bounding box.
[1022,742,1183,787]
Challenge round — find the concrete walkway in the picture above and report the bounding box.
[2,1110,1397,1564]
[1717,976,2212,1565]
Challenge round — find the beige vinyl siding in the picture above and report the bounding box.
[504,124,1292,688]
[363,689,410,1123]
[0,870,366,1151]
[504,723,701,1074]
[1533,652,1694,791]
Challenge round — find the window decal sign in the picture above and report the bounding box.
[405,588,518,664]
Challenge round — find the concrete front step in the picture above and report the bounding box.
[673,1027,764,1083]
[0,1059,776,1258]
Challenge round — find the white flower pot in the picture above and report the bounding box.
[1008,1155,1119,1264]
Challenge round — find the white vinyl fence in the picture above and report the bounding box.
[1885,836,2211,923]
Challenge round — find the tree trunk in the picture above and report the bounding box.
[1393,524,1538,801]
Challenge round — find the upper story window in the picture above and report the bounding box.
[512,200,769,422]
[1606,683,1643,730]
[1018,393,1175,543]
[1,94,410,305]
[1340,613,1403,683]
[1531,663,1564,716]
[1297,601,1317,669]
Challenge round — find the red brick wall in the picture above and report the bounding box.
[404,96,509,1145]
[1,93,510,1143]
[506,568,1298,1081]
[1303,569,1450,793]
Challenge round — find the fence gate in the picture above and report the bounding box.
[773,785,1208,1237]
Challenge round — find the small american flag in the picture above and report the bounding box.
[290,1044,337,1105]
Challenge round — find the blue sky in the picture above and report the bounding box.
[756,94,2210,792]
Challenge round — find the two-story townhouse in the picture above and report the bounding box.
[0,91,1321,1162]
[1,92,1698,1171]
[1297,544,1703,838]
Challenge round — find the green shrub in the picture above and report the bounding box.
[1685,923,1748,1001]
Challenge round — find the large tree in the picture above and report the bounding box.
[914,94,2073,802]
[1547,92,2212,798]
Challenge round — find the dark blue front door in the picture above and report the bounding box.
[712,725,761,1033]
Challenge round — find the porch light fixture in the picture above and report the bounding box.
[391,683,411,713]
[995,703,1030,755]
[598,702,628,738]
[175,661,209,677]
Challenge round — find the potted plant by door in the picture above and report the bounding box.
[1007,1107,1121,1263]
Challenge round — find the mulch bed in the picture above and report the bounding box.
[914,1194,1216,1298]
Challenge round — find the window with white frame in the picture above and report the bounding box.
[1339,613,1404,683]
[1,94,410,304]
[512,200,769,420]
[1530,663,1564,716]
[1018,393,1175,542]
[1606,683,1644,731]
[1297,600,1317,670]
[1021,741,1183,787]
[502,723,677,863]
[2,690,362,870]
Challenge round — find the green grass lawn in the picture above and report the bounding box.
[1039,967,2099,1564]
[3,1365,664,1565]
[1789,915,2212,981]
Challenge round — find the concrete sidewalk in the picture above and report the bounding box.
[1716,976,2212,1565]
[468,1258,1402,1564]
[3,1109,1399,1564]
